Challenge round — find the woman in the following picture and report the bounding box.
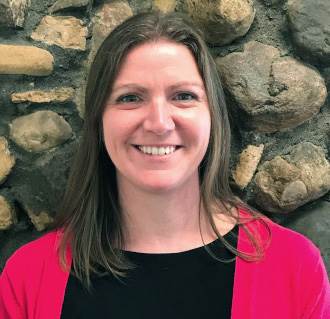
[0,12,329,319]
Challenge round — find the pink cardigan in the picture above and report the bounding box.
[1,213,329,319]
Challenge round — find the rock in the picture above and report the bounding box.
[254,142,330,213]
[0,44,54,76]
[0,0,30,28]
[287,0,330,65]
[0,137,15,185]
[26,208,54,231]
[182,0,255,45]
[48,0,90,13]
[79,0,133,117]
[11,87,75,104]
[9,110,72,152]
[232,144,264,189]
[31,15,88,50]
[152,0,176,12]
[216,41,327,132]
[89,0,133,62]
[0,195,15,230]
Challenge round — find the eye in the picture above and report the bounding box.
[173,92,197,101]
[116,94,142,103]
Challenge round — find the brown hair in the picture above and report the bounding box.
[52,11,270,290]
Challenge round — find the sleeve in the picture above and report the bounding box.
[300,248,330,319]
[0,263,25,319]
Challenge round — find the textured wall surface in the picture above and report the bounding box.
[0,0,329,274]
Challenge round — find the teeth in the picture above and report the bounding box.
[138,145,177,155]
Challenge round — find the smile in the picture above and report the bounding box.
[136,145,180,156]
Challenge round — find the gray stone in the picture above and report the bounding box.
[216,41,327,132]
[0,0,30,28]
[0,137,15,185]
[9,110,72,152]
[31,16,88,51]
[182,0,255,45]
[287,0,330,65]
[254,142,330,213]
[284,200,330,275]
[48,0,90,13]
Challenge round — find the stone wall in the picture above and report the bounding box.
[0,0,329,274]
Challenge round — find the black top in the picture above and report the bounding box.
[61,225,238,319]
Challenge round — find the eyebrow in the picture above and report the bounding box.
[111,81,205,93]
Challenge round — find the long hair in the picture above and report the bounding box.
[52,11,270,289]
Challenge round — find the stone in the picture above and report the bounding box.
[254,142,330,213]
[9,110,72,152]
[11,87,75,104]
[0,0,30,28]
[216,41,327,132]
[232,144,264,189]
[287,0,330,65]
[0,44,54,76]
[152,0,176,13]
[26,208,54,231]
[0,195,15,230]
[31,15,88,50]
[79,0,133,117]
[48,0,90,13]
[0,137,15,185]
[89,0,133,62]
[182,0,255,45]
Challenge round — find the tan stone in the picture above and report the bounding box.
[11,87,75,104]
[26,208,54,231]
[0,195,15,230]
[90,0,133,62]
[254,142,330,213]
[0,137,15,185]
[0,0,30,28]
[78,0,133,117]
[152,0,176,13]
[232,144,264,189]
[183,0,255,45]
[31,15,88,50]
[9,110,72,152]
[0,44,54,76]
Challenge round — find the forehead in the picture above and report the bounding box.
[112,39,204,86]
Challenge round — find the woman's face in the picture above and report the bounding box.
[102,39,211,193]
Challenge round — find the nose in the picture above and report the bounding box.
[143,97,175,135]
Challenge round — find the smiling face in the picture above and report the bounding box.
[102,39,211,193]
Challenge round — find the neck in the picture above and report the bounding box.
[117,174,236,253]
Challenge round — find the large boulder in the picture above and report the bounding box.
[254,142,330,213]
[216,41,327,132]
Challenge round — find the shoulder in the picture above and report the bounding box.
[3,230,61,274]
[239,208,321,261]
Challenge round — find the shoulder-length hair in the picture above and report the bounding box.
[52,11,270,289]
